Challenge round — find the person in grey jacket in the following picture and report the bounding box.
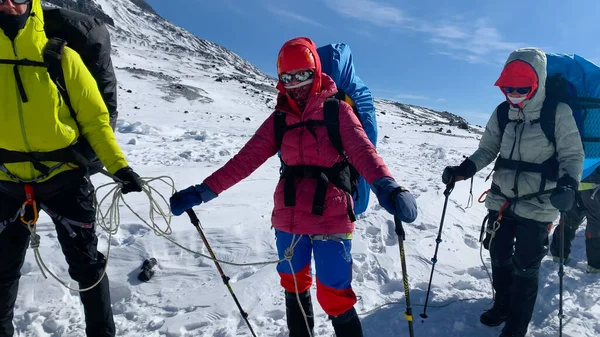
[443,48,584,337]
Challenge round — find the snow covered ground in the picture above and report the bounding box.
[12,1,599,336]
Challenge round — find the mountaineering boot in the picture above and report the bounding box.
[480,300,509,327]
[330,307,363,337]
[285,290,314,337]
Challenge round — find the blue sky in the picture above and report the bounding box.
[146,0,600,124]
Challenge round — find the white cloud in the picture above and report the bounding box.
[266,7,326,28]
[323,0,410,27]
[323,0,523,64]
[396,93,430,100]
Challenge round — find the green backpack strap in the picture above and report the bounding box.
[44,37,77,121]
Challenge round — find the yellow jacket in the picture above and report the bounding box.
[0,0,127,183]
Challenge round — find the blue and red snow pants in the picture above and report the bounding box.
[275,229,356,316]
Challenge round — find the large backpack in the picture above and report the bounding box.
[42,7,118,173]
[318,43,377,216]
[495,54,600,182]
[274,43,377,219]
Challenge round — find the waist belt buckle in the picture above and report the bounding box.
[310,234,329,241]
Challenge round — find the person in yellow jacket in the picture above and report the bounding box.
[0,1,142,336]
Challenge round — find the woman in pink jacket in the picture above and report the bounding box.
[170,37,417,337]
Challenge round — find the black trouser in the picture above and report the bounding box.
[550,188,600,269]
[486,211,550,337]
[0,171,115,337]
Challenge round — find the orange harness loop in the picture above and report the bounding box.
[478,189,490,203]
[20,184,39,225]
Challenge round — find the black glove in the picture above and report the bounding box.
[114,167,143,194]
[442,158,477,184]
[550,175,579,212]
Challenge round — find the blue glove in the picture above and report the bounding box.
[169,183,217,216]
[371,177,418,223]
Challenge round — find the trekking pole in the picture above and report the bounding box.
[558,211,565,337]
[185,209,258,337]
[395,216,415,337]
[420,182,454,320]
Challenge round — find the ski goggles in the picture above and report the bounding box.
[502,87,532,95]
[279,70,314,85]
[0,0,31,4]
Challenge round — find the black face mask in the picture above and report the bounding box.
[0,2,32,41]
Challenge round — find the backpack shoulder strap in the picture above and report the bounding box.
[496,101,510,136]
[324,97,345,157]
[540,98,559,147]
[44,37,76,120]
[334,90,347,101]
[274,111,287,150]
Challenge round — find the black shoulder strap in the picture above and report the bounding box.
[324,97,345,157]
[44,37,77,120]
[334,90,347,101]
[496,101,510,136]
[540,98,558,147]
[274,111,287,150]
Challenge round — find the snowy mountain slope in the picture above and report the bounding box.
[45,0,264,78]
[12,1,599,337]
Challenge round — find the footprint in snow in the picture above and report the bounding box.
[463,234,480,250]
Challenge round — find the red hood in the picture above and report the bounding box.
[494,59,539,107]
[276,37,323,115]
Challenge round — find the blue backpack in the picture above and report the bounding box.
[546,53,600,180]
[317,43,377,215]
[496,54,600,181]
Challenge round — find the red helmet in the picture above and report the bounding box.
[277,44,316,75]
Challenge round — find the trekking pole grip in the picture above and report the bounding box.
[394,216,406,240]
[444,181,455,197]
[186,208,200,227]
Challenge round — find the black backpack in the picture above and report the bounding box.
[274,92,360,222]
[42,7,118,173]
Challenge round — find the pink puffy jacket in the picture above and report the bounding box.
[204,40,391,234]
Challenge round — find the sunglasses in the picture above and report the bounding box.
[0,0,31,4]
[503,87,532,95]
[279,70,314,85]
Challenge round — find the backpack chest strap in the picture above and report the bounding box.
[280,164,356,222]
